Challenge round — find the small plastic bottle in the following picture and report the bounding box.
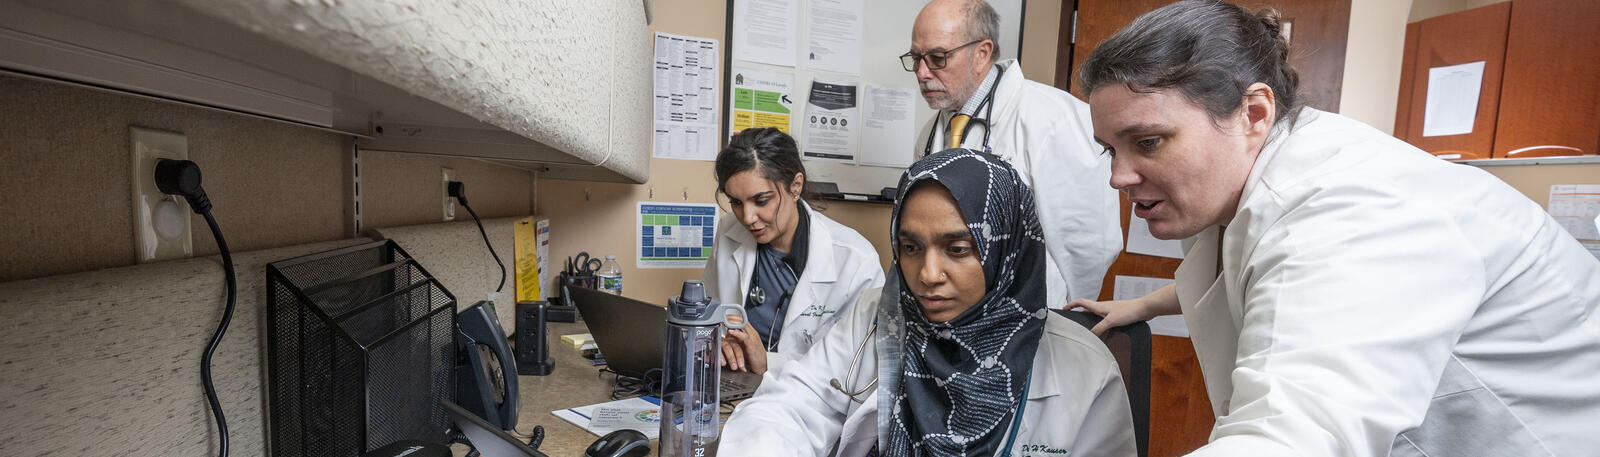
[597,254,623,295]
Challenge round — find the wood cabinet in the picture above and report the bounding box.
[1396,0,1600,159]
[1492,0,1600,157]
[1393,3,1513,159]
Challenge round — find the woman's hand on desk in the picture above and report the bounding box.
[720,327,768,375]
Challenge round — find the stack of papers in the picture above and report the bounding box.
[561,333,596,350]
[552,396,662,439]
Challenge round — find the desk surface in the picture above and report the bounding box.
[454,321,664,457]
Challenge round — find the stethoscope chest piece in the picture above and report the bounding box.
[748,285,766,306]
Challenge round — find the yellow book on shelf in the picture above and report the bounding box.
[514,216,543,302]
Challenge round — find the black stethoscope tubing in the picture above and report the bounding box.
[746,261,798,353]
[923,64,1004,155]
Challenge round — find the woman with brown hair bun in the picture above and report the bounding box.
[1072,1,1600,456]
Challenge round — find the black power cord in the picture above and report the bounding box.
[155,159,236,457]
[448,181,506,293]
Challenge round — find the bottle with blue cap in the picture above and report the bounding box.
[660,280,746,457]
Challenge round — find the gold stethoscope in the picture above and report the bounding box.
[829,319,879,404]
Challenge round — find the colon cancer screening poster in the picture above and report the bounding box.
[638,202,719,269]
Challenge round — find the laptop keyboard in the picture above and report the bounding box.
[721,374,757,401]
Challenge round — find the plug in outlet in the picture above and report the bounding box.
[442,167,457,221]
[131,127,192,263]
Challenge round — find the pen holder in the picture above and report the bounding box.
[562,271,598,290]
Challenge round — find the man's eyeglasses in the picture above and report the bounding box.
[899,39,985,72]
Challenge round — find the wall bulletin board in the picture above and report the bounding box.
[720,0,1026,194]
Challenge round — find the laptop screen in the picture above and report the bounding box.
[565,286,761,399]
[566,286,669,377]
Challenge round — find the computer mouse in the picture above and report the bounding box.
[584,429,650,457]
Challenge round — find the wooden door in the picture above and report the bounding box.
[1393,2,1513,157]
[1059,2,1351,456]
[1064,0,1351,113]
[1492,0,1600,157]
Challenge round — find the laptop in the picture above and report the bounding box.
[566,285,762,401]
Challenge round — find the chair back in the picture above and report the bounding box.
[1052,309,1151,457]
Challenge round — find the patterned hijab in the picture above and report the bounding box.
[880,149,1049,457]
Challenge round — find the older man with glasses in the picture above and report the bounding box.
[906,0,1121,306]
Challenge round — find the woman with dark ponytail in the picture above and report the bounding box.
[1072,1,1600,456]
[704,127,884,376]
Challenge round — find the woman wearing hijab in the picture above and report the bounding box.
[719,149,1136,457]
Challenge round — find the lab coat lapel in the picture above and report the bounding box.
[1026,315,1067,400]
[1176,225,1241,417]
[962,60,1024,156]
[989,60,1024,146]
[784,203,838,348]
[724,221,759,306]
[1176,113,1309,416]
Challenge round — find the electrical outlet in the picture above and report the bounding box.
[131,127,192,263]
[442,167,457,221]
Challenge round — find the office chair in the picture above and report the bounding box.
[1052,309,1151,457]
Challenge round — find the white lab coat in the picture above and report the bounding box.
[1177,109,1600,456]
[916,59,1122,306]
[704,201,886,373]
[719,289,1138,457]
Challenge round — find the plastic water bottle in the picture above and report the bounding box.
[661,280,746,457]
[598,254,623,295]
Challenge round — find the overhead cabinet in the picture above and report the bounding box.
[1394,0,1599,159]
[0,0,653,183]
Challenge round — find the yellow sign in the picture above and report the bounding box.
[514,217,541,302]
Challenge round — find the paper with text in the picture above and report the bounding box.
[1422,61,1485,137]
[1127,204,1185,259]
[733,0,797,67]
[1550,184,1600,261]
[1112,275,1186,337]
[653,32,720,161]
[859,84,917,168]
[802,79,859,162]
[804,0,863,75]
[729,68,796,137]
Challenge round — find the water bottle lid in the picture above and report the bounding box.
[605,254,616,260]
[668,280,722,324]
[679,280,706,303]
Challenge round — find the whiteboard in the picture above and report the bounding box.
[721,0,1026,194]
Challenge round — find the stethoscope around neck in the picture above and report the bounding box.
[745,261,798,353]
[923,64,1003,156]
[829,318,878,404]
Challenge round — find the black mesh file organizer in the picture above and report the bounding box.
[266,240,457,457]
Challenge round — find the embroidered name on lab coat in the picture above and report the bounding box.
[799,304,836,318]
[1019,444,1070,456]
